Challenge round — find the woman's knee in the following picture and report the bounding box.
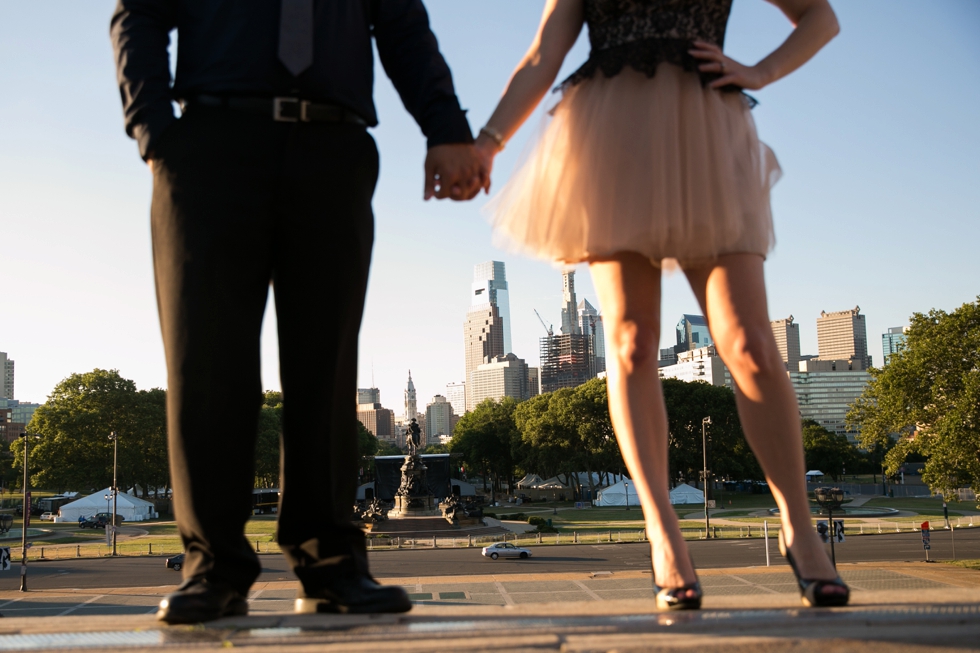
[716,327,783,378]
[611,319,660,372]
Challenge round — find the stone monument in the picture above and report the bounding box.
[389,445,440,519]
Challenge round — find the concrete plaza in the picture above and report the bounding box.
[0,561,977,651]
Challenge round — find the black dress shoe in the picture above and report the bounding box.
[157,578,249,624]
[295,575,411,614]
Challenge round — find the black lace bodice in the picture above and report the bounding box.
[559,0,736,91]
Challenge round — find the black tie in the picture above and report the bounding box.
[279,0,314,77]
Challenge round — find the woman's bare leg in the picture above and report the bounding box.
[590,253,697,590]
[684,254,838,582]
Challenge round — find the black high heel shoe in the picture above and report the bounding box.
[653,553,702,610]
[778,530,850,607]
[653,581,702,611]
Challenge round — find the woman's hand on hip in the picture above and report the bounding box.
[690,41,771,91]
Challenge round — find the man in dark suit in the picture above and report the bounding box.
[111,0,483,623]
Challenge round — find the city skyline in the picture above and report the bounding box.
[2,3,978,414]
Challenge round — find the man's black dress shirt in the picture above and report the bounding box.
[111,0,473,159]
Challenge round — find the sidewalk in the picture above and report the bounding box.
[0,563,977,651]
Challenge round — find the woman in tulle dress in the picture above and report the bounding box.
[476,0,845,609]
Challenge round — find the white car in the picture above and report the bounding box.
[481,542,532,560]
[39,512,55,521]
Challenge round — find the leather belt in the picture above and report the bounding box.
[186,94,367,125]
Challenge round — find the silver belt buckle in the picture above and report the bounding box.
[273,97,310,122]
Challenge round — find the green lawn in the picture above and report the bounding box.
[863,497,972,516]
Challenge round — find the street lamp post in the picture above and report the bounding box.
[19,433,34,592]
[624,480,630,511]
[108,432,118,556]
[814,486,844,568]
[702,416,712,538]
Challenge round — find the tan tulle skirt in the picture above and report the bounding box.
[488,63,782,268]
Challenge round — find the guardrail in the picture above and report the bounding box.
[4,515,975,560]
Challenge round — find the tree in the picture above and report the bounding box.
[849,298,980,501]
[514,379,622,498]
[449,397,520,494]
[357,420,379,458]
[15,369,169,496]
[419,443,449,454]
[660,379,762,491]
[254,391,283,488]
[801,419,859,481]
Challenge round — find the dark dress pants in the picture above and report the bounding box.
[150,105,378,595]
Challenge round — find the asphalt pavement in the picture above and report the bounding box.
[5,528,976,591]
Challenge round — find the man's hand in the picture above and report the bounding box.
[424,143,486,201]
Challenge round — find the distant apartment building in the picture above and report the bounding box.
[0,398,39,428]
[445,382,465,417]
[356,389,396,444]
[469,354,531,406]
[1,352,13,400]
[882,326,908,365]
[816,306,870,368]
[578,298,606,374]
[658,346,732,388]
[658,348,677,367]
[425,395,457,444]
[770,315,801,371]
[789,368,870,442]
[674,315,712,355]
[526,367,540,398]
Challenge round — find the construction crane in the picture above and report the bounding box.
[533,309,554,337]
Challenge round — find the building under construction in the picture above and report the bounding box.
[539,333,596,393]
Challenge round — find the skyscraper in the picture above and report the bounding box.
[541,272,595,393]
[675,315,712,354]
[1,352,13,400]
[578,298,606,374]
[770,315,801,371]
[560,270,580,335]
[463,303,505,412]
[445,382,465,417]
[472,261,512,355]
[404,370,418,420]
[816,306,870,368]
[882,326,908,365]
[356,388,380,406]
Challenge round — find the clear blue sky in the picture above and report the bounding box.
[1,1,978,413]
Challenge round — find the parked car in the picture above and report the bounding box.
[39,512,55,521]
[166,553,185,572]
[78,516,108,529]
[481,542,532,560]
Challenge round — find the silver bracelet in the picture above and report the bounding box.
[480,125,506,150]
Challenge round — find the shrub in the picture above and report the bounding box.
[527,516,547,526]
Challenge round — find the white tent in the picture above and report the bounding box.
[595,480,640,507]
[669,483,705,505]
[516,473,545,489]
[805,470,824,479]
[55,488,157,523]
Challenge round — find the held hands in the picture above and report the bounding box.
[474,132,500,195]
[424,143,488,201]
[689,41,771,91]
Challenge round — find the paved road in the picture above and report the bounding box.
[5,528,976,591]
